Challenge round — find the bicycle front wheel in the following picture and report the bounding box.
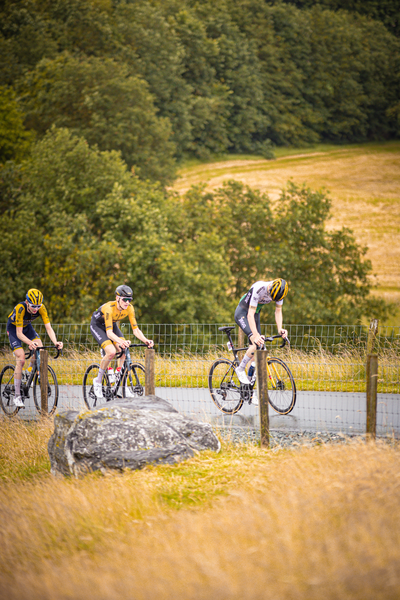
[0,365,19,417]
[267,358,296,415]
[82,364,111,409]
[33,365,59,415]
[122,363,145,398]
[208,359,244,415]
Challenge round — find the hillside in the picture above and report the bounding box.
[174,141,400,320]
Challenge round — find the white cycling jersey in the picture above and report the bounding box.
[239,280,284,313]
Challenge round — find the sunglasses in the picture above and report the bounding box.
[120,297,132,304]
[29,304,42,309]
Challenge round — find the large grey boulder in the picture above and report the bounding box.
[48,396,221,477]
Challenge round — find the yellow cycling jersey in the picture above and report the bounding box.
[8,302,50,328]
[92,301,138,331]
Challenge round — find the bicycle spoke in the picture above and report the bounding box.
[208,359,244,414]
[267,358,296,415]
[0,365,19,417]
[82,364,110,409]
[33,365,59,415]
[123,363,145,398]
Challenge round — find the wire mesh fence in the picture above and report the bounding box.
[0,323,399,437]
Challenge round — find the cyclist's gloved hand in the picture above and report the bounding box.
[279,329,288,339]
[146,339,154,348]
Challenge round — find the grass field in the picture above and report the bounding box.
[174,141,400,324]
[1,419,400,600]
[1,346,399,393]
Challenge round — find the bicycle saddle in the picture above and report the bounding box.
[218,326,236,333]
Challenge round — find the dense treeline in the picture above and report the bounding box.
[0,0,397,324]
[0,128,390,324]
[1,0,399,175]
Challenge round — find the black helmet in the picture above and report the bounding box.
[270,279,288,301]
[115,284,133,299]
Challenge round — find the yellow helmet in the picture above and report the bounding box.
[26,288,43,306]
[270,279,288,301]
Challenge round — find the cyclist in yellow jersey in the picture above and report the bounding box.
[90,285,153,399]
[6,289,63,408]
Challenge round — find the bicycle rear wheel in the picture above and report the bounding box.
[82,364,111,409]
[122,363,145,398]
[33,365,59,415]
[0,365,19,417]
[208,359,244,414]
[267,357,296,415]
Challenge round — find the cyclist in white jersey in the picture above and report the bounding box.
[234,279,289,403]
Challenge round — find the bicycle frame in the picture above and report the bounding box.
[223,327,287,367]
[109,344,146,393]
[209,327,296,415]
[22,346,61,394]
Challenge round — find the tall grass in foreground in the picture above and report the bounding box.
[1,346,399,393]
[0,419,399,599]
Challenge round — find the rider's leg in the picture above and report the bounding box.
[13,347,25,399]
[29,336,42,370]
[113,325,125,370]
[95,342,116,383]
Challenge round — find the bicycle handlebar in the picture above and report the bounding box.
[262,334,290,349]
[114,343,152,360]
[25,346,62,359]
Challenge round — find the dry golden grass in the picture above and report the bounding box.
[174,142,400,314]
[0,419,399,600]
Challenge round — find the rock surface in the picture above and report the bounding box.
[48,396,221,477]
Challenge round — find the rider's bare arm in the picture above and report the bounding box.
[248,307,265,347]
[133,328,154,348]
[274,305,288,339]
[44,322,63,349]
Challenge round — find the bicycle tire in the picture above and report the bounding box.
[0,365,20,417]
[82,364,111,409]
[33,365,59,415]
[122,363,145,398]
[267,357,296,415]
[208,358,244,415]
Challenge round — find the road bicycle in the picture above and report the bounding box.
[208,326,296,415]
[0,346,61,417]
[82,344,147,409]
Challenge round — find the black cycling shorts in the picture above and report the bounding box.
[234,304,261,341]
[90,318,124,349]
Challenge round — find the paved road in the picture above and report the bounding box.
[18,386,400,437]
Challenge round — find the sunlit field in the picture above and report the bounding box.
[1,419,399,600]
[174,141,400,324]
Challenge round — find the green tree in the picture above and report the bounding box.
[280,0,400,37]
[271,182,391,323]
[19,54,176,183]
[0,85,33,163]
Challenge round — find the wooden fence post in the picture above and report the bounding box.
[367,319,379,355]
[256,349,269,448]
[145,347,155,396]
[366,354,378,439]
[238,327,245,361]
[40,349,48,415]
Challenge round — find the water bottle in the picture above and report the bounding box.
[115,367,122,384]
[227,341,233,351]
[107,367,115,383]
[248,362,256,384]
